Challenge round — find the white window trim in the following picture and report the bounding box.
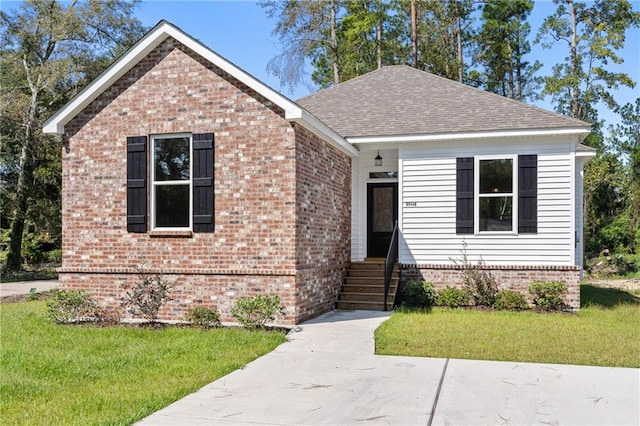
[151,133,193,231]
[474,155,518,235]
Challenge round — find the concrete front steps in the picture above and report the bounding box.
[336,259,399,311]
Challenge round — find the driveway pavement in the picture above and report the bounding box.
[0,280,58,297]
[137,310,639,425]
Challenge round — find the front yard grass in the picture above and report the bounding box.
[375,284,640,368]
[0,301,286,425]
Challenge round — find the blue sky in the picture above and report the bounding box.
[3,0,638,130]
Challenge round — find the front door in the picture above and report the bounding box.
[367,183,398,258]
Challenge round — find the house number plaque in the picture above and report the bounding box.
[405,202,417,207]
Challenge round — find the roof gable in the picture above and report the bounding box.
[43,21,357,156]
[297,65,591,140]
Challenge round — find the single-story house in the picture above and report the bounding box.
[43,21,594,324]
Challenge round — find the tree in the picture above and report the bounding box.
[536,0,639,257]
[0,0,146,272]
[473,0,541,101]
[261,0,342,92]
[608,98,640,252]
[312,0,405,87]
[536,0,640,123]
[411,0,475,82]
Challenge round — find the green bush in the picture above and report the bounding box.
[493,290,529,310]
[402,280,437,308]
[528,281,567,311]
[44,249,62,264]
[121,264,173,322]
[231,295,286,328]
[21,233,58,265]
[186,306,221,329]
[599,216,634,254]
[46,289,99,323]
[436,286,470,308]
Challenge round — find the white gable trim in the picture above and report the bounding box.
[42,21,357,157]
[347,127,591,146]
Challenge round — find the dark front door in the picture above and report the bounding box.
[367,183,398,258]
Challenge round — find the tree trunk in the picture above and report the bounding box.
[411,0,418,68]
[455,0,463,83]
[515,20,523,101]
[330,0,340,84]
[5,88,38,272]
[569,0,580,118]
[376,1,383,69]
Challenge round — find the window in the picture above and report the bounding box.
[456,155,537,235]
[152,135,191,229]
[126,133,214,233]
[477,157,514,232]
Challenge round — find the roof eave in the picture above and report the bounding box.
[346,127,592,146]
[288,109,359,157]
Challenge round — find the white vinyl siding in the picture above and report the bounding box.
[399,142,575,266]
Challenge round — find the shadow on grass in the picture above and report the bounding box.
[581,284,640,309]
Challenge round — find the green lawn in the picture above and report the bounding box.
[0,301,286,425]
[375,284,640,368]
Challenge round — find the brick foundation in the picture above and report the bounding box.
[400,264,581,309]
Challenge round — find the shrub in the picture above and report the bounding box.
[231,295,285,329]
[402,280,437,308]
[46,289,99,323]
[44,249,62,264]
[493,290,529,310]
[453,244,498,306]
[528,281,567,311]
[436,286,471,308]
[186,306,221,329]
[121,264,173,322]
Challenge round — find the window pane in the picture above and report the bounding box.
[154,137,190,181]
[373,187,394,232]
[155,185,189,228]
[480,159,512,194]
[479,196,512,231]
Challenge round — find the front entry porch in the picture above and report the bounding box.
[336,259,399,311]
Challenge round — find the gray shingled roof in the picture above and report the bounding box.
[297,65,590,139]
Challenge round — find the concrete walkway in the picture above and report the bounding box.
[0,280,58,297]
[137,310,639,425]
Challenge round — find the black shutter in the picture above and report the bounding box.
[192,133,214,232]
[518,154,537,234]
[456,157,474,234]
[127,136,147,233]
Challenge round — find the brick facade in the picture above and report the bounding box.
[400,264,581,309]
[294,126,351,322]
[58,37,351,325]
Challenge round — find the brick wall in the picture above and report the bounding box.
[400,264,581,309]
[294,126,351,322]
[58,37,344,325]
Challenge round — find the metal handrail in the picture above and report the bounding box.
[383,221,399,311]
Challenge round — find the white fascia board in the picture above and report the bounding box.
[575,150,597,158]
[346,127,592,146]
[42,21,331,144]
[288,109,359,157]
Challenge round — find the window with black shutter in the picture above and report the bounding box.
[126,132,214,233]
[456,154,538,235]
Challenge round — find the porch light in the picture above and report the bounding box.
[374,150,383,167]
